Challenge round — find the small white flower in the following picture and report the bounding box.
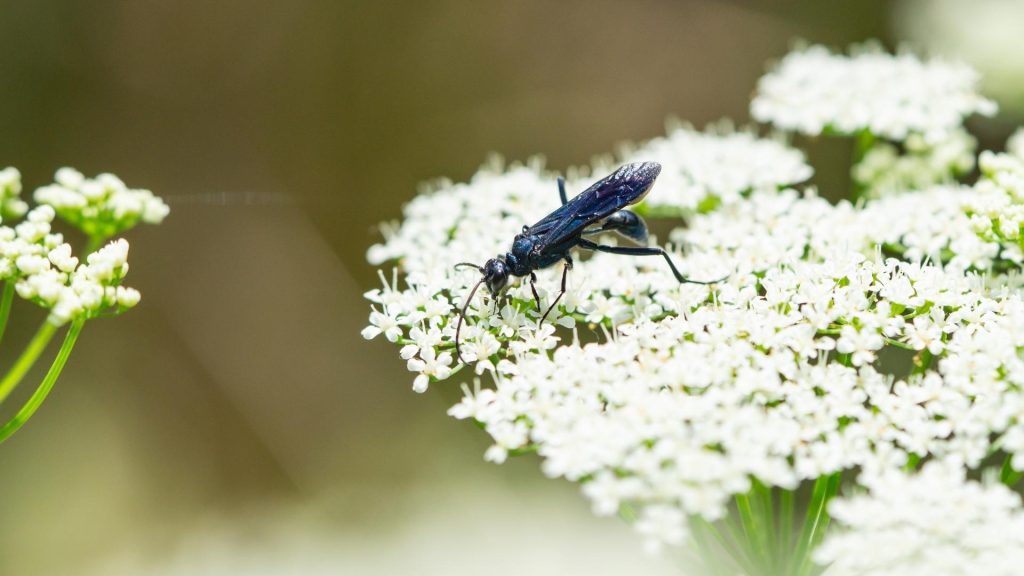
[904,311,946,354]
[115,286,141,308]
[47,244,79,272]
[508,323,558,355]
[83,238,129,282]
[15,254,50,275]
[362,309,403,342]
[406,347,453,393]
[0,166,27,219]
[54,167,84,189]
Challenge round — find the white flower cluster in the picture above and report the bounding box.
[34,168,169,240]
[816,463,1024,576]
[962,151,1024,262]
[0,204,141,324]
[0,168,164,324]
[675,185,982,275]
[852,128,976,198]
[0,167,29,222]
[367,156,1024,548]
[607,121,811,212]
[446,240,1024,550]
[751,43,996,142]
[840,149,1024,274]
[366,42,1024,558]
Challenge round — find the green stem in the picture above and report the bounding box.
[882,337,915,351]
[790,471,839,573]
[735,490,757,541]
[690,518,734,576]
[0,321,59,405]
[850,130,876,203]
[806,474,841,567]
[911,349,934,376]
[779,488,795,570]
[793,472,841,576]
[0,318,84,443]
[754,480,776,572]
[735,490,770,575]
[719,515,760,576]
[0,281,15,346]
[1000,454,1023,487]
[84,234,107,256]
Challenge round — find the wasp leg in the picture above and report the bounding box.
[539,257,572,325]
[577,238,724,285]
[557,176,568,206]
[582,210,649,244]
[529,272,542,312]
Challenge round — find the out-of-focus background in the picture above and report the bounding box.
[0,1,1019,574]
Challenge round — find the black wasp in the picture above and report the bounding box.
[454,161,721,363]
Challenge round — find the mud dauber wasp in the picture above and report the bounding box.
[454,161,722,363]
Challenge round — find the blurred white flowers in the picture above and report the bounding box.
[1008,128,1024,160]
[852,128,977,198]
[365,41,1024,573]
[897,0,1024,114]
[751,43,995,142]
[817,463,1024,576]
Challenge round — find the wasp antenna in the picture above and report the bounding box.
[454,262,483,272]
[455,278,486,365]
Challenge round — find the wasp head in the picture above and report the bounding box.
[453,256,511,365]
[482,257,510,295]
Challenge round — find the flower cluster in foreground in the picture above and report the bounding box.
[0,169,158,324]
[0,166,166,445]
[366,42,1023,574]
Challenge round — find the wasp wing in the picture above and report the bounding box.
[527,162,661,250]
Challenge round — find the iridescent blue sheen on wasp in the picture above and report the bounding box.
[455,162,721,363]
